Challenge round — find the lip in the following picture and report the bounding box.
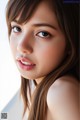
[16,57,36,71]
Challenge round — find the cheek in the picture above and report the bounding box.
[37,41,66,67]
[10,36,17,58]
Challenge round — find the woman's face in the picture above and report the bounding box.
[10,1,66,83]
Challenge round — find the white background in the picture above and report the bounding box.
[0,0,21,112]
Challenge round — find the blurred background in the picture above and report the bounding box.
[0,0,21,112]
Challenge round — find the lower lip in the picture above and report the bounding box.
[17,60,36,71]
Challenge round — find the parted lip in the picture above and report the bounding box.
[16,56,35,65]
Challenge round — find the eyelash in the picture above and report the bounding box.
[36,31,51,39]
[11,26,52,39]
[11,26,21,33]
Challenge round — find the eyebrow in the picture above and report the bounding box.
[33,23,57,30]
[12,20,57,30]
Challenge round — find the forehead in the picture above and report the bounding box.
[16,1,59,28]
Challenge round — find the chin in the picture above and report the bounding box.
[21,73,44,81]
[20,73,36,80]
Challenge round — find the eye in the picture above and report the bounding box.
[37,31,51,38]
[11,26,21,33]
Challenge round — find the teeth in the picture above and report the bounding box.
[21,60,31,65]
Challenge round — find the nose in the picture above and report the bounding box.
[17,33,33,54]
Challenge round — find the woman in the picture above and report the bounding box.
[6,0,79,120]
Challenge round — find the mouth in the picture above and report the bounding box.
[16,57,36,71]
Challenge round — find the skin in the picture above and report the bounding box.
[10,1,66,84]
[10,1,79,120]
[47,75,79,120]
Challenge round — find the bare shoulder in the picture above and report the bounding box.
[47,75,79,120]
[47,75,79,101]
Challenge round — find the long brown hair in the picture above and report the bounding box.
[6,0,79,120]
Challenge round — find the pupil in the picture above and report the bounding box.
[42,32,48,36]
[16,27,20,31]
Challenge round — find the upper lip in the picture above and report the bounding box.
[16,56,35,65]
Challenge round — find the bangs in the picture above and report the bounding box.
[6,0,41,26]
